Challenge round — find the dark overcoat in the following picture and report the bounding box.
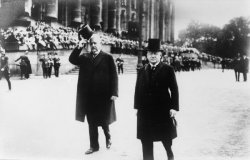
[134,62,179,141]
[15,56,32,74]
[69,48,118,125]
[241,57,249,73]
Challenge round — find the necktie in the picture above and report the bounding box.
[92,53,97,58]
[151,66,156,71]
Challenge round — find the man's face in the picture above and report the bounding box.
[147,51,162,65]
[90,35,101,54]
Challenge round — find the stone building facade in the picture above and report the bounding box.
[0,0,175,42]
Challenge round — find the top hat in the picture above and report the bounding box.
[78,24,94,40]
[146,39,162,52]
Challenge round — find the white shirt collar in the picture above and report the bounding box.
[149,62,160,68]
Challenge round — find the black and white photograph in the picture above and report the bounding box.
[0,0,250,160]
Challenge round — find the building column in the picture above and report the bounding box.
[149,0,154,38]
[107,0,116,33]
[154,0,160,39]
[170,0,175,42]
[141,0,147,41]
[72,0,82,24]
[159,0,165,41]
[165,0,171,42]
[90,0,102,30]
[65,0,70,26]
[24,0,32,16]
[127,0,131,22]
[116,0,121,34]
[46,0,58,20]
[102,0,109,31]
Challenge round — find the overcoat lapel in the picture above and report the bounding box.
[154,62,164,78]
[93,51,104,67]
[144,62,164,83]
[144,64,151,84]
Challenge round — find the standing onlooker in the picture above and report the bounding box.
[116,54,124,74]
[53,52,61,77]
[241,55,249,82]
[69,33,118,155]
[0,47,11,90]
[47,53,53,78]
[15,51,32,79]
[39,54,49,79]
[221,58,226,72]
[134,39,179,160]
[16,59,27,79]
[233,53,241,82]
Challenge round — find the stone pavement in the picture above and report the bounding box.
[0,69,250,160]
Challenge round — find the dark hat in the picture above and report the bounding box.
[78,24,94,40]
[146,39,162,52]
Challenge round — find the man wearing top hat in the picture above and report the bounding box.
[69,25,118,154]
[134,39,179,160]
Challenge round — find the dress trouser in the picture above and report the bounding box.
[42,67,48,78]
[0,71,11,90]
[141,139,174,160]
[243,72,247,81]
[118,65,123,74]
[54,66,59,77]
[234,70,240,81]
[88,123,110,149]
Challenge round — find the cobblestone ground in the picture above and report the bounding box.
[0,69,250,160]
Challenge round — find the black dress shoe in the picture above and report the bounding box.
[106,139,112,149]
[85,148,99,154]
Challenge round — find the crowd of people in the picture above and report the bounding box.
[0,22,140,53]
[0,22,79,51]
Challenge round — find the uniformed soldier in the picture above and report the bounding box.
[0,47,11,90]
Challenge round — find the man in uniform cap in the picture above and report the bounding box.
[0,47,11,90]
[134,39,179,160]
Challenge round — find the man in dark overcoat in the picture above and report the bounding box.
[241,55,249,82]
[134,39,179,160]
[39,54,49,79]
[53,52,60,77]
[233,53,241,82]
[15,51,32,79]
[69,33,118,154]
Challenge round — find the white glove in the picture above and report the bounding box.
[170,109,178,118]
[77,38,86,49]
[110,96,118,101]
